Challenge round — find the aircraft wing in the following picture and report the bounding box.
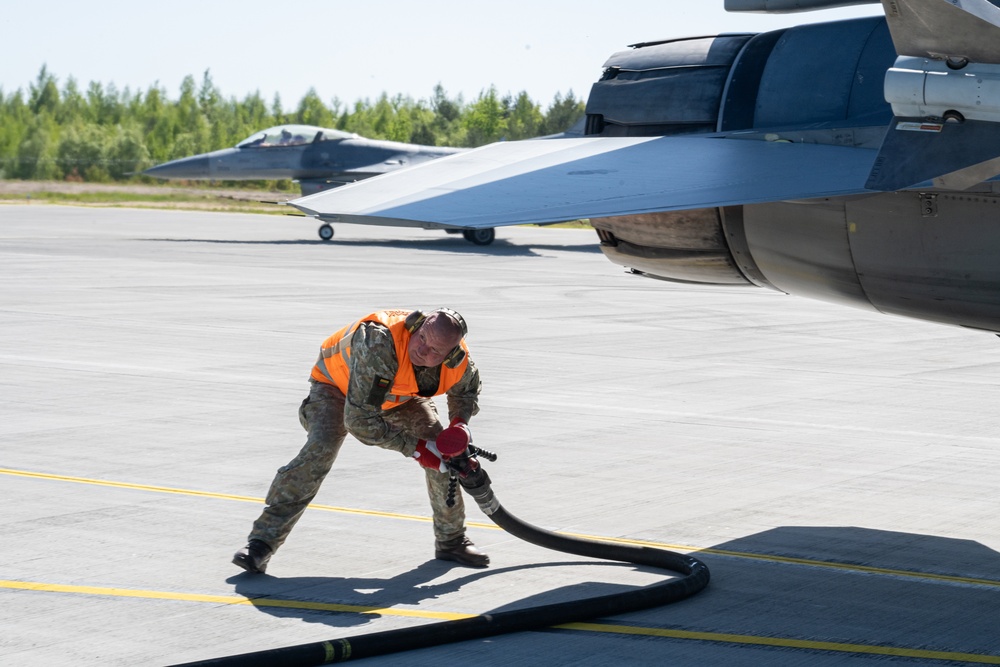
[289,135,878,229]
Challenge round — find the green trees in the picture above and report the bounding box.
[0,66,586,184]
[464,86,506,145]
[542,91,586,136]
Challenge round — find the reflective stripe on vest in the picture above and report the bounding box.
[312,318,361,386]
[312,320,363,386]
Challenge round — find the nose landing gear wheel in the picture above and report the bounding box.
[462,228,495,246]
[318,224,334,241]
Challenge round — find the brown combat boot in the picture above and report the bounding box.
[435,535,489,568]
[232,539,272,574]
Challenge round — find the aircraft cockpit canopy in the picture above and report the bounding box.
[236,125,357,148]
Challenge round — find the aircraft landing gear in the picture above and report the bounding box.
[318,224,334,241]
[462,228,495,246]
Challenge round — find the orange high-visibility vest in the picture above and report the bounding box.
[310,310,470,411]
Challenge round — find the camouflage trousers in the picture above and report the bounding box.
[248,381,466,551]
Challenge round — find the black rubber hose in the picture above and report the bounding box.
[174,467,710,666]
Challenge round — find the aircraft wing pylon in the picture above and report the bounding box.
[866,0,1000,190]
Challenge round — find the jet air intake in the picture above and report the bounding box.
[585,16,1000,332]
[593,209,758,286]
[585,18,892,290]
[584,32,766,286]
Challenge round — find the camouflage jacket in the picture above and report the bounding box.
[343,320,481,455]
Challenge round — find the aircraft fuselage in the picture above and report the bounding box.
[144,125,463,194]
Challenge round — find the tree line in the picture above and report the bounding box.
[0,66,585,185]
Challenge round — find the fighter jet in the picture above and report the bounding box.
[143,124,480,242]
[289,0,1000,333]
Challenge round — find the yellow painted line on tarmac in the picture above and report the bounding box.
[7,467,1000,664]
[554,531,1000,590]
[0,579,471,621]
[560,622,1000,664]
[5,466,1000,590]
[4,578,1000,664]
[693,546,1000,588]
[0,466,435,523]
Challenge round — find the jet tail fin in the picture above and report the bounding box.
[867,0,1000,190]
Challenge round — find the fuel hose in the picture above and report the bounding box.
[175,454,710,666]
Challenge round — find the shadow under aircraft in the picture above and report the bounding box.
[144,124,497,245]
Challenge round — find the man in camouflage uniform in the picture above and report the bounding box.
[233,308,488,574]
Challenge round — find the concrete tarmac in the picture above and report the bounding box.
[3,204,1000,666]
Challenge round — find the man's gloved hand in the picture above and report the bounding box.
[436,417,472,458]
[412,439,448,473]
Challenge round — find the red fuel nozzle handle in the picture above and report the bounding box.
[437,420,472,458]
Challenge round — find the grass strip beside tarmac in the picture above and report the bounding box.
[0,180,593,227]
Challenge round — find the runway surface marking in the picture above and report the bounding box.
[6,466,1000,589]
[7,466,1000,663]
[562,622,1000,664]
[0,579,472,620]
[3,579,1000,664]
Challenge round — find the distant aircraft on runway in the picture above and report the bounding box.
[143,124,499,244]
[288,0,1000,334]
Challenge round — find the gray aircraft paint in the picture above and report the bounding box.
[289,1,1000,334]
[145,124,463,196]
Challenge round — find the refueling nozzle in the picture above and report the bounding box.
[443,444,498,510]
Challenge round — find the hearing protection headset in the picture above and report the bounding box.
[404,308,468,368]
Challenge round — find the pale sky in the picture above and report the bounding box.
[2,1,883,110]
